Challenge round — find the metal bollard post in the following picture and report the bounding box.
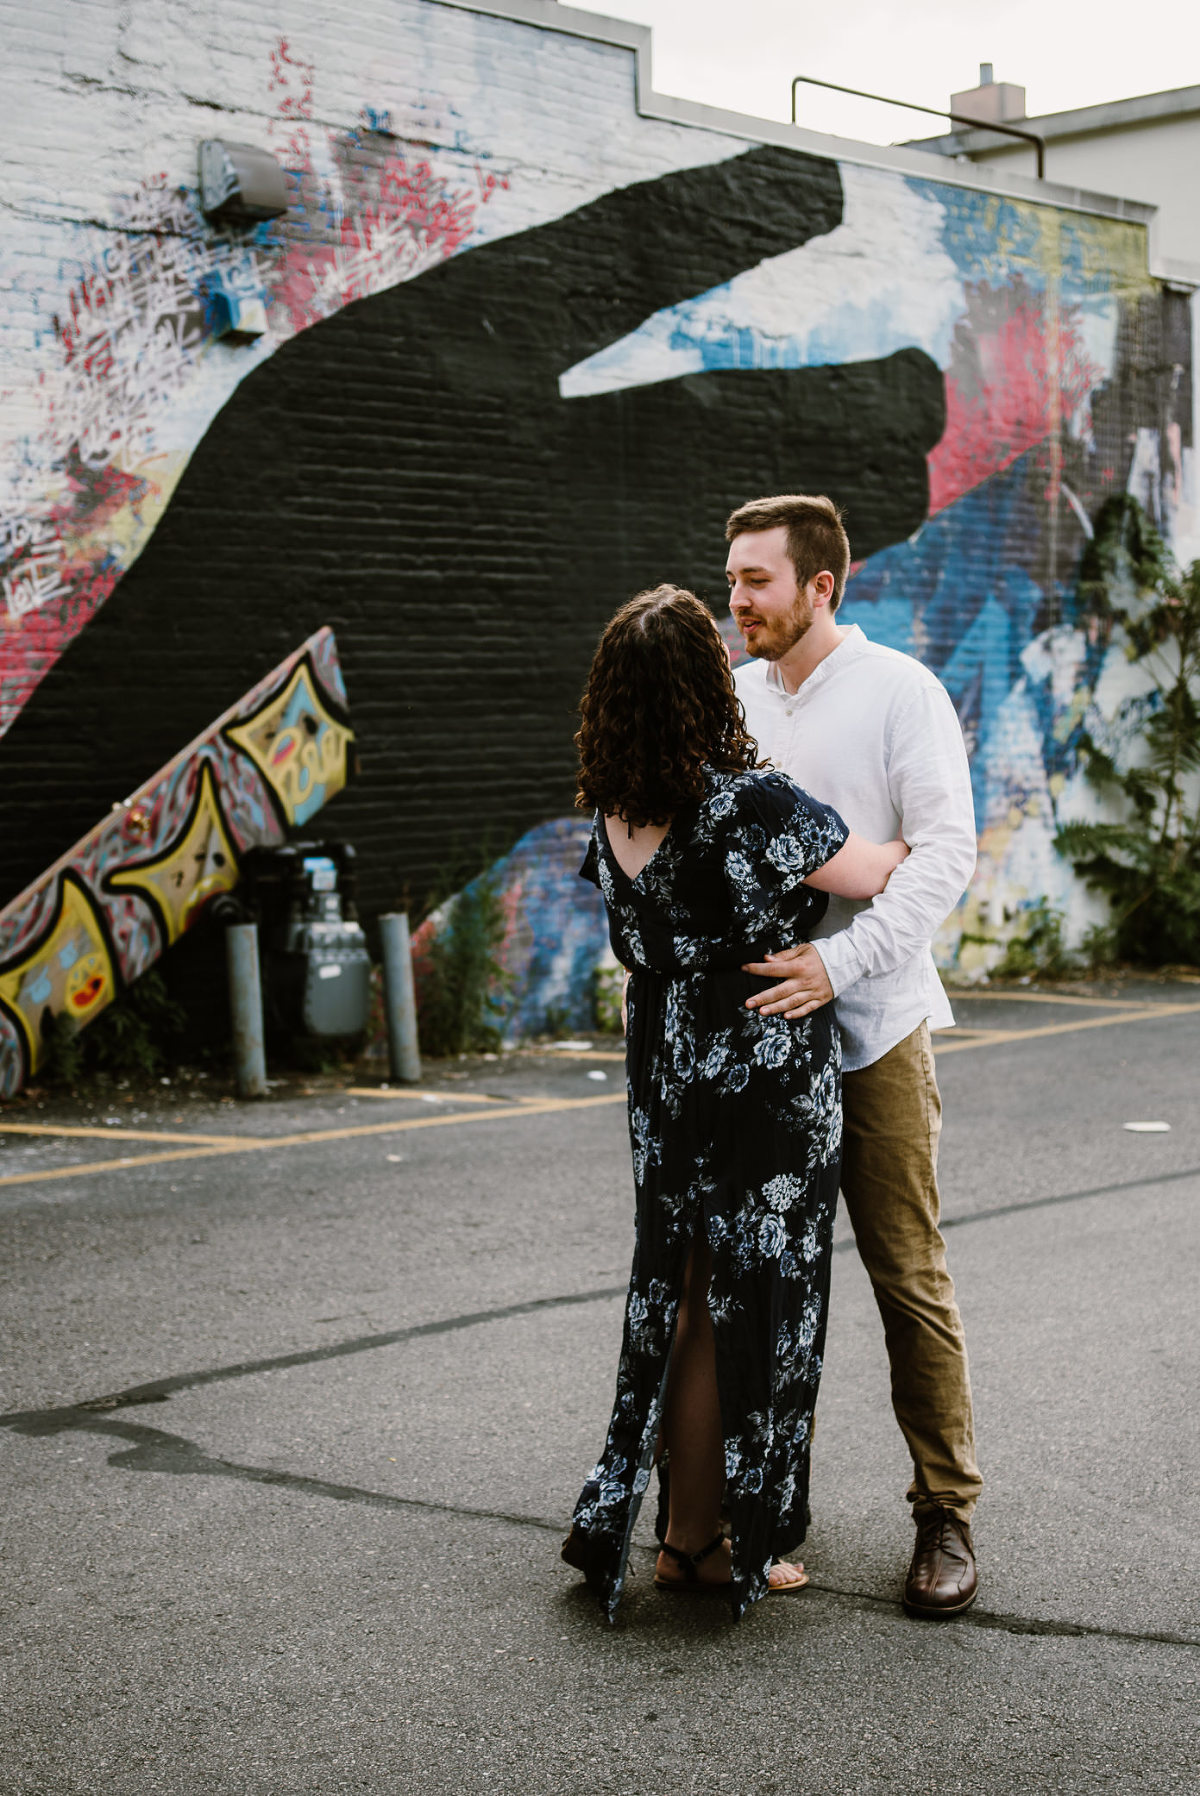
[379,911,421,1083]
[225,923,268,1098]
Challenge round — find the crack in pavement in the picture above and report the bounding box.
[0,1284,629,1433]
[793,1579,1199,1650]
[3,1163,1195,1436]
[75,1412,567,1537]
[7,1409,1198,1653]
[933,1162,1200,1234]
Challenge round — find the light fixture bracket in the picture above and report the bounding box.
[199,140,289,225]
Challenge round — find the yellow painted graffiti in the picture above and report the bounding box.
[0,874,116,1076]
[225,658,353,827]
[108,761,240,947]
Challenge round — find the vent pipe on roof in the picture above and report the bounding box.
[951,67,1027,125]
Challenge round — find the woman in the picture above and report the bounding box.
[561,586,907,1621]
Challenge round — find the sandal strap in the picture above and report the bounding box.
[657,1532,726,1580]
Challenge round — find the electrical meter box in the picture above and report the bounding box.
[242,842,371,1040]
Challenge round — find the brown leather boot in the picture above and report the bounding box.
[903,1507,978,1616]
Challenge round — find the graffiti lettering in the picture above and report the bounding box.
[1,516,66,618]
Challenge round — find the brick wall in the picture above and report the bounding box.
[0,0,1194,1033]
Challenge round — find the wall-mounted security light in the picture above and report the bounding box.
[209,280,269,343]
[199,140,289,225]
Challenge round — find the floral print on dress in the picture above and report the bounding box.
[570,768,849,1620]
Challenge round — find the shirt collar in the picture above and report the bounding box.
[764,624,865,697]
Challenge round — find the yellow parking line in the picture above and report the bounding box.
[3,998,1195,1190]
[0,1144,238,1186]
[0,1121,243,1145]
[0,1087,574,1151]
[934,1001,1200,1053]
[341,1086,512,1105]
[253,1092,627,1150]
[0,1092,628,1190]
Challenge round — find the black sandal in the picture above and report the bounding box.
[654,1532,730,1594]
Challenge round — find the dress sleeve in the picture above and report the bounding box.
[578,823,601,889]
[721,771,849,916]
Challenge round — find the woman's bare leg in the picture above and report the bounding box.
[659,1235,725,1572]
[655,1234,808,1593]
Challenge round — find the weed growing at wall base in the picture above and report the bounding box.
[962,904,1121,981]
[415,864,511,1058]
[40,969,187,1089]
[1056,498,1200,969]
[990,901,1077,980]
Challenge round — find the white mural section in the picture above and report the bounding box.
[561,165,966,396]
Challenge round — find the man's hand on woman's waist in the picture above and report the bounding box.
[741,943,833,1020]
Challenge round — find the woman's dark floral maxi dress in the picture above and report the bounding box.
[570,767,850,1621]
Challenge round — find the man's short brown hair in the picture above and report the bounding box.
[725,494,851,609]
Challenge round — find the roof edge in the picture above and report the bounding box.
[434,2,1160,231]
[908,82,1200,155]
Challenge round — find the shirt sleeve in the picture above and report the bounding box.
[810,681,977,997]
[722,772,850,923]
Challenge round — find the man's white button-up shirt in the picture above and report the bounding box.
[734,625,977,1072]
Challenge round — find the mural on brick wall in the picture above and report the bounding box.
[618,172,1193,978]
[0,628,352,1093]
[414,169,1192,1029]
[0,0,1193,1040]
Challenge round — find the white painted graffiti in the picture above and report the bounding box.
[52,186,256,472]
[1,516,68,619]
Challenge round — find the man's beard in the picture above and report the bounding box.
[744,591,813,661]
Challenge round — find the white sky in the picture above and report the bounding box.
[567,0,1197,144]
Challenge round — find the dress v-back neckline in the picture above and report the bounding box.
[600,813,675,888]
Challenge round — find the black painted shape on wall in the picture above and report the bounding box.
[0,145,944,913]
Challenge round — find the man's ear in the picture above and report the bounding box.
[811,571,837,610]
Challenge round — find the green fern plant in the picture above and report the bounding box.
[1055,497,1200,967]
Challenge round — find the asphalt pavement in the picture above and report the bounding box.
[1,978,1198,1794]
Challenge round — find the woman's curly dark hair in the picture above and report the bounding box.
[576,585,761,826]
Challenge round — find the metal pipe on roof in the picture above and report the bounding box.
[790,74,1047,179]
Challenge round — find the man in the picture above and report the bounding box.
[725,493,982,1616]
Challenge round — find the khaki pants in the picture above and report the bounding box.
[840,1022,982,1523]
